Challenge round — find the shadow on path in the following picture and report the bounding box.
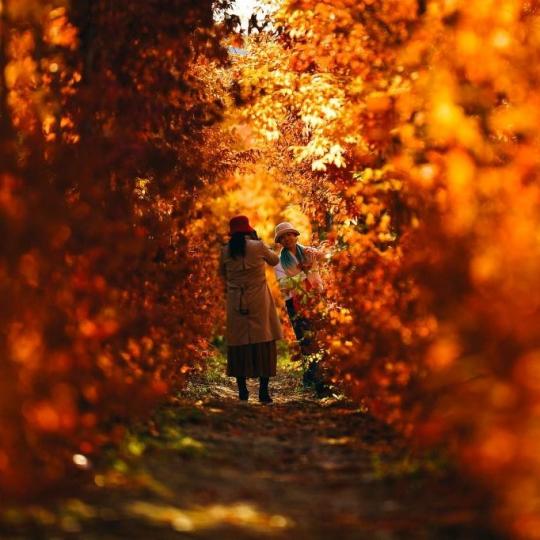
[0,362,500,539]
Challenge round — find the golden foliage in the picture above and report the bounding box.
[3,1,540,536]
[241,1,540,537]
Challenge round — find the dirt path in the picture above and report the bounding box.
[1,361,499,539]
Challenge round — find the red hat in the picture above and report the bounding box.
[229,215,255,235]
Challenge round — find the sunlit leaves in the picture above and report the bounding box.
[239,1,540,537]
[44,8,78,50]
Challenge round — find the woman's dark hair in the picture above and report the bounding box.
[229,231,259,259]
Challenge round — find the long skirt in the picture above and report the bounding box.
[227,340,277,378]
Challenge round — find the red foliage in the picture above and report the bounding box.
[0,0,230,498]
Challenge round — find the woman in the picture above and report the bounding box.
[273,222,326,393]
[220,215,283,403]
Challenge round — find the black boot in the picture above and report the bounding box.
[302,360,318,389]
[236,377,249,401]
[259,377,273,404]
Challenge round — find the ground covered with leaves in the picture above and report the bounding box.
[1,357,501,540]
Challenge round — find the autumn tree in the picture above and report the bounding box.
[238,1,540,537]
[0,0,234,497]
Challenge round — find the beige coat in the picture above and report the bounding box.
[220,239,283,346]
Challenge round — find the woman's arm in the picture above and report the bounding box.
[261,243,279,266]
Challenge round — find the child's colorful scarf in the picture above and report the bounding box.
[280,244,306,277]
